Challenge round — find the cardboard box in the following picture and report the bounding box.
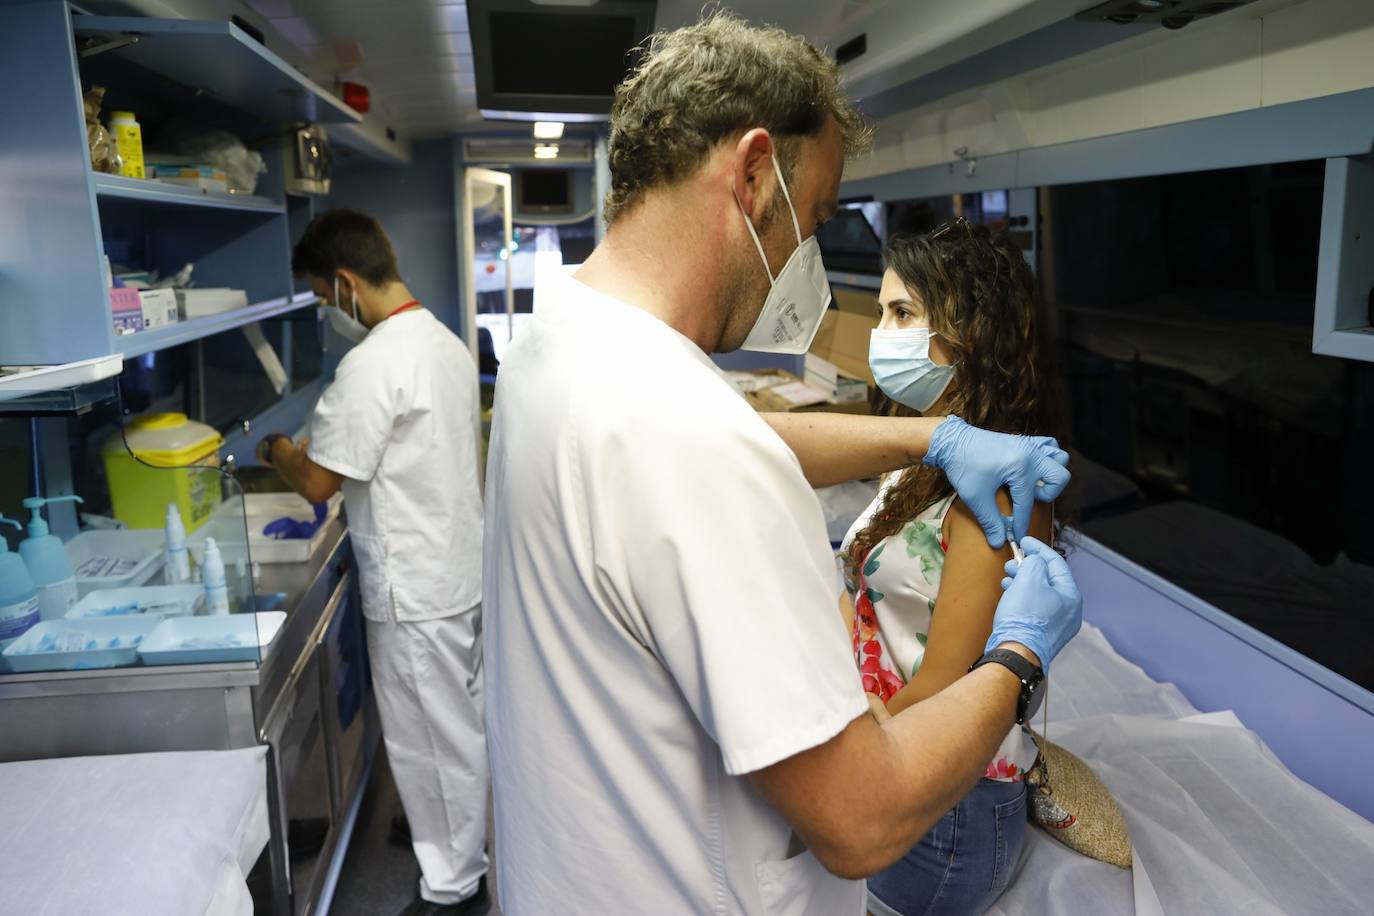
[810,309,879,385]
[138,288,179,329]
[804,352,868,403]
[177,288,249,319]
[832,285,880,318]
[110,287,144,335]
[150,164,229,194]
[735,369,871,416]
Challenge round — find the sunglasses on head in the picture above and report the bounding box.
[930,216,974,240]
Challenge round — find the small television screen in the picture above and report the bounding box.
[518,169,573,214]
[816,205,884,276]
[470,1,657,120]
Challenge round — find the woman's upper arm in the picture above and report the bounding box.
[886,496,1052,715]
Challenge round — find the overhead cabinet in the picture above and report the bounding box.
[0,2,356,369]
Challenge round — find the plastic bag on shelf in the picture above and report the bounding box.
[84,85,120,174]
[156,123,267,195]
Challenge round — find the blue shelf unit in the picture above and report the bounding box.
[93,173,284,214]
[0,1,352,370]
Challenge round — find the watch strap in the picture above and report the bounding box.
[969,648,1044,724]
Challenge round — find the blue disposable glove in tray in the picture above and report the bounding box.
[986,536,1083,671]
[923,415,1072,548]
[262,502,328,540]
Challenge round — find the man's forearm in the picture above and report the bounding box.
[764,412,945,488]
[269,440,313,499]
[266,439,332,500]
[853,648,1034,873]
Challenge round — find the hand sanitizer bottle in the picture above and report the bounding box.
[18,495,82,621]
[0,516,41,658]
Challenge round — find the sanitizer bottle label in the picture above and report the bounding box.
[0,595,41,648]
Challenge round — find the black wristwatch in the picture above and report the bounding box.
[256,433,288,467]
[969,648,1045,725]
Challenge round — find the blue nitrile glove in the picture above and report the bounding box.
[987,536,1082,671]
[263,502,328,540]
[923,415,1071,548]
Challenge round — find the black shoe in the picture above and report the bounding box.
[390,811,412,845]
[395,877,490,916]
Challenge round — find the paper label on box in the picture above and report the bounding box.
[770,381,831,407]
[75,555,140,580]
[725,372,785,394]
[139,289,179,328]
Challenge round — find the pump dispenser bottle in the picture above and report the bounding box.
[0,516,41,657]
[202,538,230,615]
[19,495,82,621]
[164,503,191,584]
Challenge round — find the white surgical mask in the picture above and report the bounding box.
[869,327,955,412]
[735,155,832,354]
[328,277,369,343]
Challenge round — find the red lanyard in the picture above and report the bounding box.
[384,300,422,320]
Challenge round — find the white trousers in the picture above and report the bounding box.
[367,607,489,904]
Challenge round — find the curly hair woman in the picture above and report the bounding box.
[840,219,1063,916]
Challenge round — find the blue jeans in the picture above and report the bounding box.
[867,779,1028,916]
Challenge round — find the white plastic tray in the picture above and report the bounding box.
[66,585,203,619]
[3,617,162,672]
[190,492,341,565]
[0,355,123,401]
[139,612,287,666]
[66,528,166,597]
[245,492,342,563]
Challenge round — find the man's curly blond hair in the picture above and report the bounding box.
[604,10,873,224]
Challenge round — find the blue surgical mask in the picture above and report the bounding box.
[869,328,955,412]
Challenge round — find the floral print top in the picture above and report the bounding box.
[841,475,1039,783]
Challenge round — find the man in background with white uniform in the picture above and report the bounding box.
[258,209,489,916]
[484,13,1081,916]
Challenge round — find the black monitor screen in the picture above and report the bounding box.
[816,206,883,275]
[490,12,638,96]
[519,169,572,211]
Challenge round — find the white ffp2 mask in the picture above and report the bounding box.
[328,277,369,343]
[735,155,832,354]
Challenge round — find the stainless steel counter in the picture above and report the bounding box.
[0,516,380,915]
[0,519,348,758]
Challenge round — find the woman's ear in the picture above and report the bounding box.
[930,332,959,367]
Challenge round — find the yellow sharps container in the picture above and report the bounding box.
[103,413,224,531]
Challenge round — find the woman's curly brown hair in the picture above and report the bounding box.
[846,222,1065,577]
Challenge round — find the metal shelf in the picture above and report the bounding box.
[113,293,319,359]
[93,173,284,214]
[72,15,360,126]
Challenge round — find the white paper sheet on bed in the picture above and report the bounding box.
[988,626,1374,915]
[0,746,269,916]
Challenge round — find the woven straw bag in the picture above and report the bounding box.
[1025,730,1133,869]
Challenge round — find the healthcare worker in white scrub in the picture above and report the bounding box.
[483,13,1080,916]
[258,209,489,916]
